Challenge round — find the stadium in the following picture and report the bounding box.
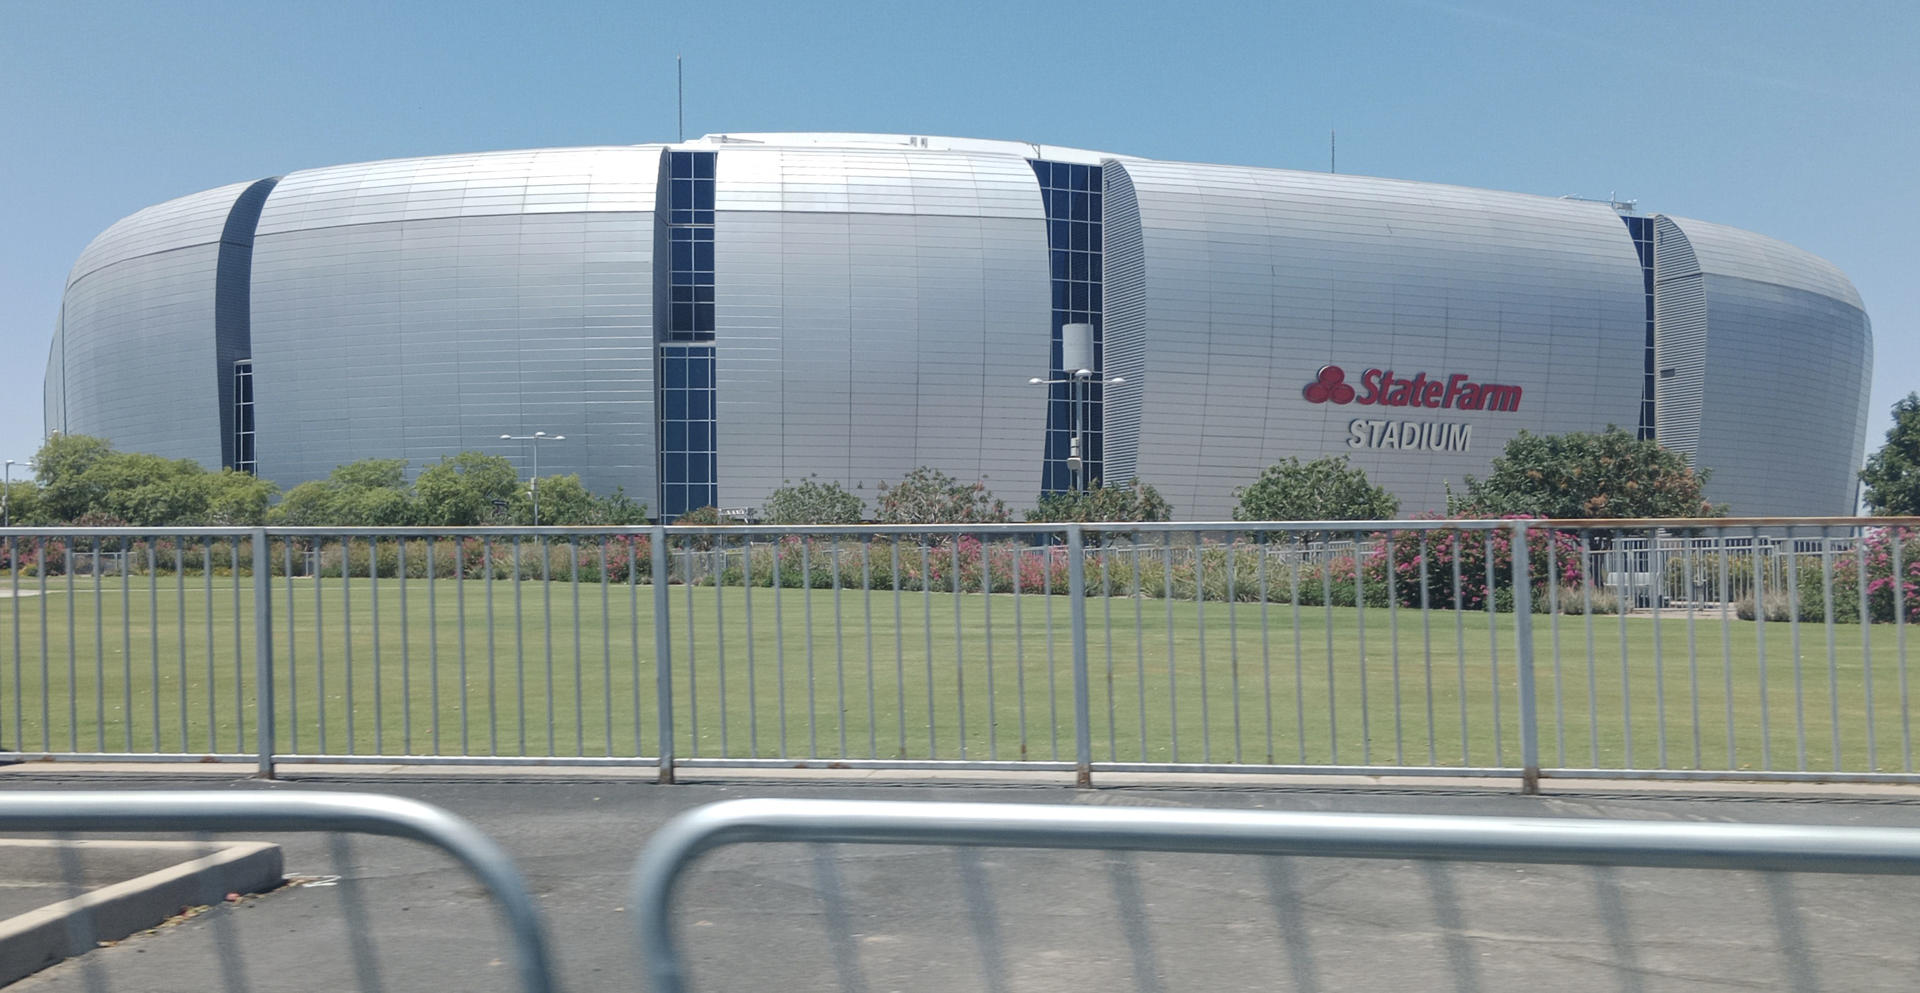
[42,132,1873,519]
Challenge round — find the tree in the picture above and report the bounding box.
[29,434,280,526]
[1025,479,1172,523]
[1861,392,1920,515]
[413,452,518,526]
[762,476,865,524]
[1453,426,1723,519]
[269,458,413,526]
[875,466,1010,524]
[32,433,116,523]
[1233,456,1398,530]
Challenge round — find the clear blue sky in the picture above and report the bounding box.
[3,0,1914,491]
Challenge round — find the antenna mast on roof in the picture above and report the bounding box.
[1330,129,1336,174]
[677,55,684,142]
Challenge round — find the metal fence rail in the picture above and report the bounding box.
[0,790,556,993]
[629,797,1920,993]
[2,518,1916,789]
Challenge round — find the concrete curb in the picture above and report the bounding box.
[0,840,283,987]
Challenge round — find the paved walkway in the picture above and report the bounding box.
[4,767,1920,992]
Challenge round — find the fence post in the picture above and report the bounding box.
[1511,520,1539,794]
[1067,525,1093,788]
[252,529,275,779]
[653,526,675,784]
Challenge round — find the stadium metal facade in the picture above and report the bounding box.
[43,133,1874,518]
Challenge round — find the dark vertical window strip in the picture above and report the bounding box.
[214,176,280,470]
[657,151,718,518]
[1623,215,1657,441]
[1030,160,1104,495]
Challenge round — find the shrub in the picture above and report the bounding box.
[875,467,1010,525]
[762,476,865,524]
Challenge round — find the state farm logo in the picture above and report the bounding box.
[1303,365,1523,413]
[1303,366,1357,404]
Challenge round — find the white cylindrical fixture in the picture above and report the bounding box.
[1061,322,1094,376]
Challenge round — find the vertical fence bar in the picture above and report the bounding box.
[1485,530,1501,765]
[283,539,295,754]
[654,526,674,783]
[1259,540,1273,765]
[1291,537,1305,764]
[93,537,104,752]
[1196,531,1211,763]
[1720,534,1735,769]
[1755,528,1771,769]
[633,536,643,757]
[745,537,759,758]
[253,530,275,777]
[1420,535,1435,765]
[684,543,698,757]
[1860,536,1875,771]
[1165,531,1177,762]
[122,538,133,752]
[1016,538,1030,761]
[1650,528,1667,769]
[512,538,523,755]
[427,536,440,755]
[1325,537,1339,764]
[1685,539,1701,769]
[891,540,902,759]
[540,538,552,756]
[776,541,788,758]
[1788,527,1807,770]
[1513,521,1539,794]
[314,538,325,754]
[804,541,816,758]
[835,543,847,760]
[367,539,379,755]
[1547,533,1563,767]
[1101,536,1114,761]
[862,537,875,760]
[921,542,932,759]
[1354,529,1369,766]
[1386,529,1401,766]
[341,538,353,754]
[1227,538,1242,765]
[485,539,496,756]
[1453,536,1466,765]
[574,539,585,756]
[1896,530,1910,772]
[1613,530,1628,768]
[1821,528,1840,770]
[7,536,17,753]
[713,542,727,758]
[1583,529,1598,766]
[951,537,964,760]
[1067,524,1092,787]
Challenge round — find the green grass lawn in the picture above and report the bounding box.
[1,576,1913,773]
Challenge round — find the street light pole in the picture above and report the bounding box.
[1028,372,1124,495]
[499,432,567,526]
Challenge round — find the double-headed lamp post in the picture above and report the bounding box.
[1031,323,1125,494]
[499,432,566,526]
[3,459,32,529]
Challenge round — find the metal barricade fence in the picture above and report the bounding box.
[0,790,556,993]
[1,519,1916,788]
[630,797,1920,993]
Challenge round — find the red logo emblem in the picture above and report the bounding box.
[1304,365,1355,404]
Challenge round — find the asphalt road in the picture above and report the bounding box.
[6,771,1920,993]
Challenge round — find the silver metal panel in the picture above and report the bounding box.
[712,146,1050,513]
[53,182,251,466]
[249,148,661,499]
[1660,217,1872,515]
[1115,161,1646,518]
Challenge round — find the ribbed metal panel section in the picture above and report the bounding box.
[1121,161,1646,517]
[1652,216,1708,459]
[711,145,1050,513]
[55,181,251,466]
[1099,160,1147,487]
[249,148,662,498]
[1659,215,1872,515]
